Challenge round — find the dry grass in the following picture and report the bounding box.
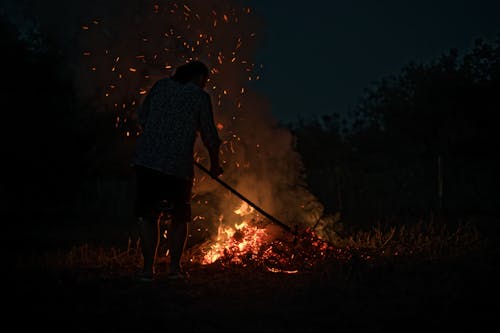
[10,217,497,333]
[330,220,482,258]
[15,219,485,279]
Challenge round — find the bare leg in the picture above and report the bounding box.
[168,220,188,273]
[138,216,160,276]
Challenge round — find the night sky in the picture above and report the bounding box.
[3,0,499,123]
[244,0,500,122]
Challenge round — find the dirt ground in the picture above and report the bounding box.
[7,217,500,332]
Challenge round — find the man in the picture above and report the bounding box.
[131,60,223,281]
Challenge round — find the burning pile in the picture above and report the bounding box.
[182,202,339,273]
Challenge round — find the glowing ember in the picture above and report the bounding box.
[185,200,337,274]
[201,220,271,264]
[202,202,270,264]
[79,1,262,140]
[266,267,298,274]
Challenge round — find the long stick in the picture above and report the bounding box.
[194,161,292,233]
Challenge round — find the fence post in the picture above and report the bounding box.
[437,155,443,219]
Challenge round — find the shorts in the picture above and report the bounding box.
[134,165,192,223]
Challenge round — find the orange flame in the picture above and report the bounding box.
[201,202,271,264]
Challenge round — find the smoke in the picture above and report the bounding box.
[9,0,326,239]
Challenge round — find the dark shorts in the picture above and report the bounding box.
[134,165,192,223]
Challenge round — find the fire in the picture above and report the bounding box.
[81,1,330,272]
[186,201,337,274]
[233,201,253,216]
[201,202,271,264]
[201,221,270,264]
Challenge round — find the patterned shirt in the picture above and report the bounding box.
[131,78,221,180]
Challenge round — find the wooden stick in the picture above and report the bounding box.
[194,161,293,233]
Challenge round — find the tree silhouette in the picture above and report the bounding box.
[0,14,92,218]
[350,38,500,159]
[293,37,500,226]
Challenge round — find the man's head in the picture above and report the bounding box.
[171,60,209,88]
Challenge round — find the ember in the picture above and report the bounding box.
[200,202,271,264]
[185,201,338,273]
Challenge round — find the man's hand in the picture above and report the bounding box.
[209,164,224,178]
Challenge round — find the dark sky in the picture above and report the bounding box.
[3,0,499,123]
[243,0,500,122]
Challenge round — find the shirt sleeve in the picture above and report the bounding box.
[199,92,221,152]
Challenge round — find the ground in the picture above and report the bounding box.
[7,215,500,332]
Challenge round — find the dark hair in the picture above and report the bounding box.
[171,60,209,84]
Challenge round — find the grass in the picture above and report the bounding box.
[15,218,486,277]
[9,216,499,332]
[330,219,483,257]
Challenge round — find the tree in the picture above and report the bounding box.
[0,14,93,218]
[292,37,500,225]
[349,38,500,159]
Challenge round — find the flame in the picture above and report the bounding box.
[233,202,253,216]
[195,201,333,273]
[201,203,270,265]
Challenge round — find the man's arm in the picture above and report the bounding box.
[199,93,223,177]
